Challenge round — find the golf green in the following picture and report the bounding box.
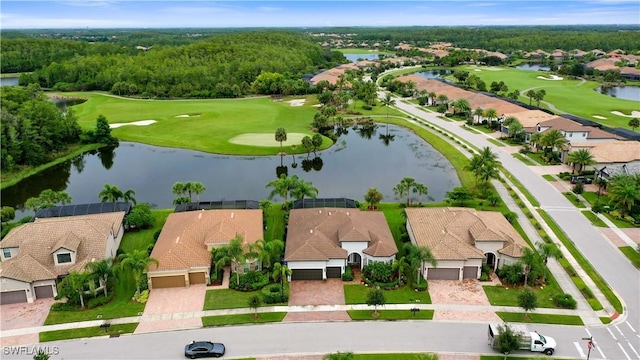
[60,92,331,155]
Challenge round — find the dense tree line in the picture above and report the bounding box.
[20,31,345,98]
[0,85,81,171]
[309,26,640,53]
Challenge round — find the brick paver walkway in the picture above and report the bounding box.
[289,279,345,306]
[283,311,350,322]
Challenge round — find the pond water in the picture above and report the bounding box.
[2,124,460,217]
[414,69,453,79]
[0,76,20,87]
[595,85,640,102]
[343,53,381,62]
[515,63,551,71]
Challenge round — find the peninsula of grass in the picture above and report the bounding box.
[562,192,586,208]
[202,312,286,327]
[542,174,557,181]
[347,309,434,321]
[496,311,584,325]
[512,153,535,166]
[581,211,608,227]
[344,284,431,304]
[39,323,138,342]
[456,65,638,129]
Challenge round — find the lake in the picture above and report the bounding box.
[596,85,640,102]
[2,124,460,217]
[414,69,453,80]
[0,76,19,87]
[515,63,551,71]
[343,53,381,62]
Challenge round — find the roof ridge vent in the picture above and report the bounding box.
[175,236,180,243]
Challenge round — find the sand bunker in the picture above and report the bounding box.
[474,69,482,72]
[110,120,156,128]
[229,132,308,147]
[536,75,563,81]
[175,114,201,118]
[611,110,640,118]
[289,99,306,107]
[593,115,607,120]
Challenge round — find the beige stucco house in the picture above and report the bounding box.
[0,212,125,304]
[405,208,529,281]
[147,209,263,288]
[285,208,398,280]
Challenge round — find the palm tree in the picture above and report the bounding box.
[275,127,287,152]
[380,93,396,119]
[259,239,284,270]
[473,107,484,124]
[607,174,640,215]
[404,244,437,286]
[539,129,569,158]
[266,174,296,203]
[399,177,417,206]
[301,136,313,158]
[59,271,89,308]
[188,182,206,202]
[122,189,137,205]
[171,182,187,202]
[484,108,498,129]
[291,175,318,200]
[117,250,159,295]
[566,149,596,174]
[507,120,524,140]
[393,183,408,205]
[215,236,247,285]
[529,132,542,151]
[427,91,436,106]
[464,155,485,184]
[465,147,500,186]
[98,184,124,203]
[525,89,536,106]
[86,258,114,297]
[413,183,428,205]
[436,94,449,107]
[272,262,291,302]
[392,256,408,284]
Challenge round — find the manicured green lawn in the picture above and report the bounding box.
[542,174,556,181]
[619,246,640,269]
[203,288,287,310]
[483,283,562,309]
[344,284,431,304]
[347,309,434,320]
[602,213,638,228]
[202,312,286,327]
[352,354,438,360]
[512,153,535,166]
[264,203,286,242]
[487,138,506,147]
[581,211,608,227]
[119,209,173,253]
[40,323,138,342]
[496,311,584,325]
[562,192,586,208]
[456,65,638,129]
[377,203,407,251]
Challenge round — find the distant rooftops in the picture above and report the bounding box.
[34,202,132,220]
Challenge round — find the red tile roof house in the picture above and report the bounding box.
[147,209,263,288]
[284,208,397,280]
[405,208,528,280]
[0,212,125,304]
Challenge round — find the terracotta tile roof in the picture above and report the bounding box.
[502,110,558,128]
[539,117,588,132]
[0,212,125,282]
[570,140,640,163]
[405,208,529,261]
[285,208,397,262]
[149,209,263,272]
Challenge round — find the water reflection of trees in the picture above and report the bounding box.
[379,123,396,146]
[97,145,117,170]
[1,161,72,211]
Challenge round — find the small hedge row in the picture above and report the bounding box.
[553,293,577,309]
[261,284,289,304]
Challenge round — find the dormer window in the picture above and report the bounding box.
[2,248,12,259]
[56,252,72,264]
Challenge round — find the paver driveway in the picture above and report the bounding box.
[429,279,501,322]
[0,298,54,347]
[288,279,345,306]
[135,284,207,334]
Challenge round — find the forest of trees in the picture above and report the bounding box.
[14,31,345,99]
[0,85,82,171]
[309,25,640,53]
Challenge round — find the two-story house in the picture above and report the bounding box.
[0,212,125,304]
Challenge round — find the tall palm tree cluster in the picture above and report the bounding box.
[529,129,569,163]
[605,173,640,216]
[98,183,137,204]
[265,174,318,208]
[464,147,501,193]
[171,181,206,205]
[393,177,429,207]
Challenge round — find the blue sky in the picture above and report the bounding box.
[1,1,639,29]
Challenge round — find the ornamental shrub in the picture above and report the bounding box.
[342,266,354,281]
[553,293,577,309]
[261,283,288,304]
[87,292,115,309]
[229,271,269,292]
